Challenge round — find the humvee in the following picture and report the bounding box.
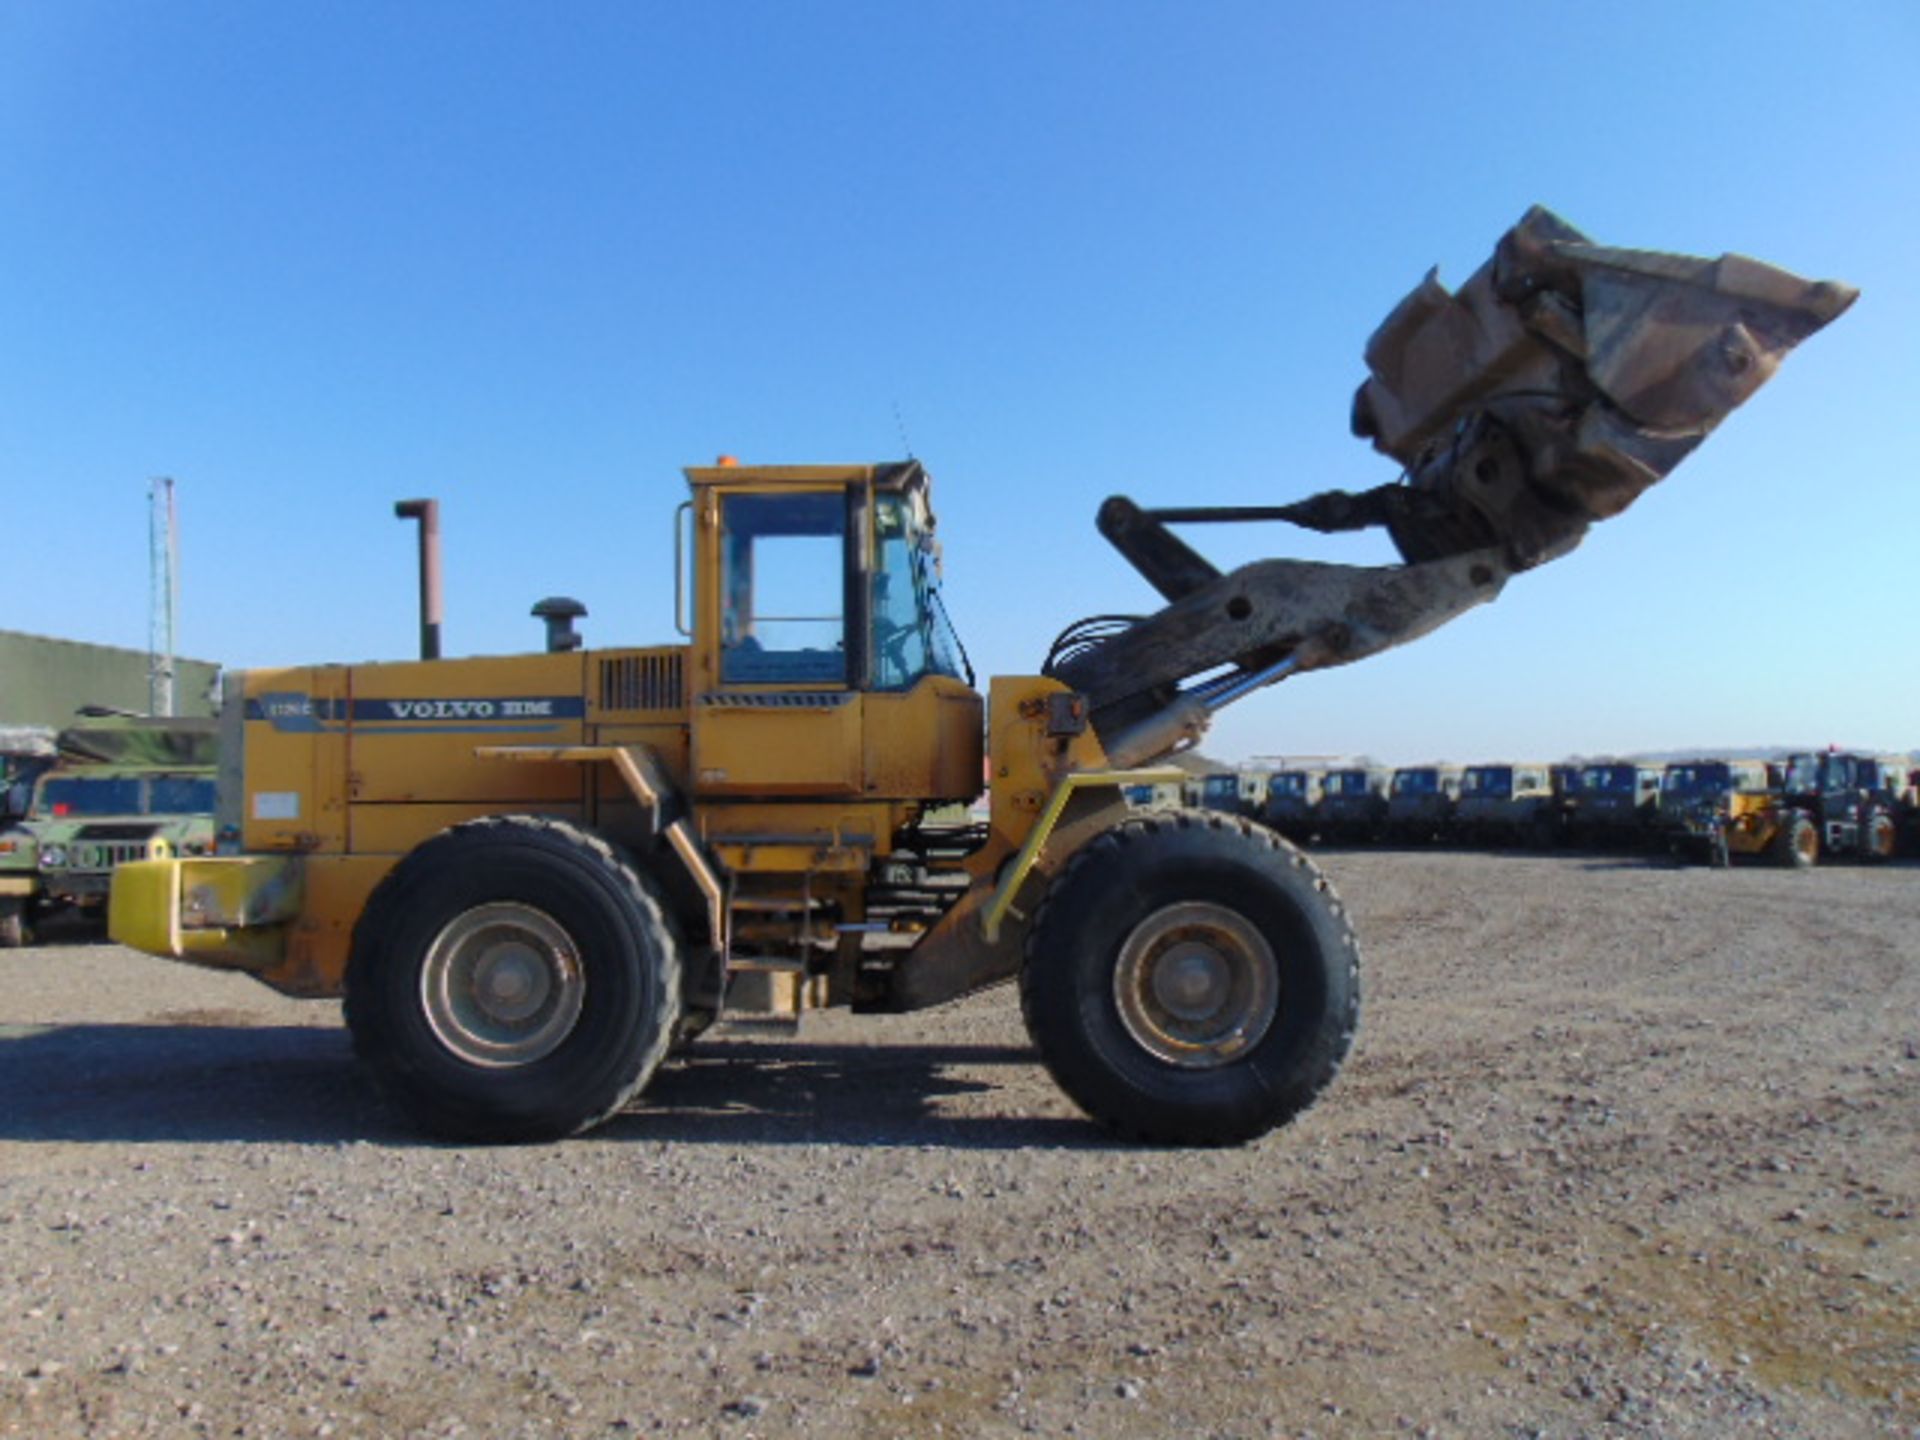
[1195,771,1251,817]
[0,719,217,945]
[1260,769,1323,842]
[1315,767,1390,842]
[1454,762,1559,848]
[1566,761,1663,847]
[1384,764,1463,843]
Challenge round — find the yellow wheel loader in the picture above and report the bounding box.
[110,208,1852,1143]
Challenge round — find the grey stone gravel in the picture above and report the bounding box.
[0,850,1915,1437]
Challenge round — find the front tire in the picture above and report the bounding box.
[1021,811,1360,1145]
[0,897,25,949]
[345,816,682,1142]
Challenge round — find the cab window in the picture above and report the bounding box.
[149,776,216,814]
[36,776,143,817]
[720,492,847,685]
[870,492,968,692]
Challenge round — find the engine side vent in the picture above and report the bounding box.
[599,650,685,714]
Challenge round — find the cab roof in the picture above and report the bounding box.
[683,460,926,492]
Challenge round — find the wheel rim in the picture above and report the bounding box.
[1795,824,1818,863]
[420,902,586,1067]
[1112,902,1280,1069]
[1870,818,1894,858]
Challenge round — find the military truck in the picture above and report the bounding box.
[0,717,217,945]
[1656,758,1781,865]
[1195,770,1253,817]
[1122,779,1185,810]
[1565,761,1663,848]
[1384,764,1462,843]
[1454,762,1560,848]
[1,727,55,828]
[1315,766,1390,842]
[1260,768,1323,842]
[0,824,39,947]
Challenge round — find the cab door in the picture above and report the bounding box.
[690,485,865,797]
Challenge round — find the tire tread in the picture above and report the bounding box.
[345,813,681,1141]
[1020,808,1360,1145]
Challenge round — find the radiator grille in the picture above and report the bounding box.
[599,651,685,713]
[698,691,851,710]
[69,839,163,872]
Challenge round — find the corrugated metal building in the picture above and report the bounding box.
[0,630,220,729]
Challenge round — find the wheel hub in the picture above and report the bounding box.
[1150,943,1233,1021]
[473,943,550,1020]
[420,903,585,1067]
[1113,902,1280,1069]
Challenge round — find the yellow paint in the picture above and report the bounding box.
[108,854,302,972]
[1723,791,1777,855]
[113,462,1157,1019]
[348,800,584,857]
[263,855,398,996]
[693,691,864,797]
[348,653,588,805]
[862,675,983,802]
[980,766,1186,944]
[240,665,350,852]
[985,675,1113,860]
[711,841,870,874]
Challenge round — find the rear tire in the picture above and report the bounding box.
[345,816,682,1142]
[1021,811,1360,1145]
[669,1007,716,1055]
[1770,813,1818,869]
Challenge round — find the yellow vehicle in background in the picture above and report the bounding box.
[1658,759,1787,865]
[109,209,1851,1143]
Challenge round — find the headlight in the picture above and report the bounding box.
[39,844,67,868]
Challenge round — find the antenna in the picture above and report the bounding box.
[148,476,178,716]
[891,400,915,459]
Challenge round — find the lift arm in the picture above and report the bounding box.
[1049,206,1856,757]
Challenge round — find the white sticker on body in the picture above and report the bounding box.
[253,791,301,821]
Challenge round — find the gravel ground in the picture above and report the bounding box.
[2,849,1916,1439]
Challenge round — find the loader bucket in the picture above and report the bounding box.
[1350,206,1856,567]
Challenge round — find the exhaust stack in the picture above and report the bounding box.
[393,499,443,661]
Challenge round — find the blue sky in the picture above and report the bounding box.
[3,1,1914,763]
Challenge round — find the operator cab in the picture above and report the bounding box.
[695,461,970,695]
[681,460,982,806]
